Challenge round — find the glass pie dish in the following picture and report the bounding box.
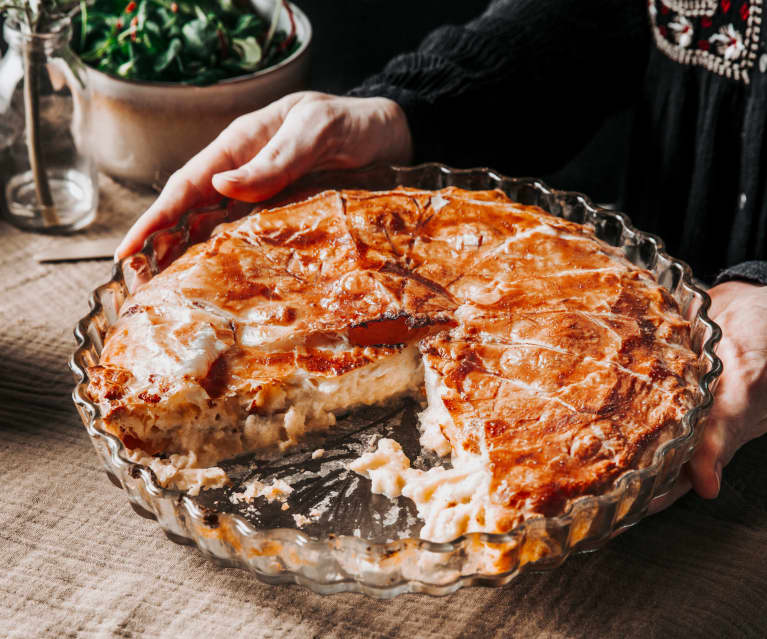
[70,163,723,598]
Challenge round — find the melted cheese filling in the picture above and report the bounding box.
[349,354,509,544]
[116,344,425,480]
[242,344,424,452]
[350,439,505,543]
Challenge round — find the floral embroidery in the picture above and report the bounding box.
[649,0,763,83]
[710,23,745,59]
[658,0,718,16]
[669,14,695,46]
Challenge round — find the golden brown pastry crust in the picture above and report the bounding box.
[89,186,698,528]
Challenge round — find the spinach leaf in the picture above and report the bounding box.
[232,35,261,70]
[71,0,299,84]
[153,36,181,72]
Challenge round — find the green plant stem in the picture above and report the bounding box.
[79,0,87,49]
[22,42,58,226]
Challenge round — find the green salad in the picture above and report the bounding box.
[71,0,300,85]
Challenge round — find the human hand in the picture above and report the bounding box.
[649,279,767,513]
[115,91,413,259]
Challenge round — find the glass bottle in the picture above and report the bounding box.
[0,15,97,233]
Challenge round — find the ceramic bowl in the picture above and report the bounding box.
[75,0,311,186]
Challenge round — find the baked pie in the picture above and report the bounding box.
[88,187,699,542]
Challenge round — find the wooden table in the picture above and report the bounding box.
[1,175,765,638]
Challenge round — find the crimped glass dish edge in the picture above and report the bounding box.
[70,163,723,598]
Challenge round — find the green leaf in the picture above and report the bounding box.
[117,58,134,77]
[80,36,111,61]
[144,19,161,38]
[193,4,207,24]
[218,0,238,16]
[136,0,148,28]
[101,14,121,30]
[181,17,214,57]
[79,0,88,49]
[153,37,182,72]
[157,7,174,27]
[232,35,261,70]
[166,21,182,38]
[232,13,260,36]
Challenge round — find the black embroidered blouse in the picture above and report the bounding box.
[350,0,767,285]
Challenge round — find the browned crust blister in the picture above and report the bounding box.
[88,186,698,528]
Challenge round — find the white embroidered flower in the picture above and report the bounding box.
[668,15,693,48]
[648,0,657,20]
[710,24,745,60]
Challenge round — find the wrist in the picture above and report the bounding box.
[371,97,414,166]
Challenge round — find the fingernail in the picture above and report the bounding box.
[214,169,245,183]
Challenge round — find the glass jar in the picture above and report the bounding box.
[0,16,97,233]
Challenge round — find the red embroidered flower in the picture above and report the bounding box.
[659,25,668,37]
[740,2,750,19]
[722,0,732,13]
[661,5,670,14]
[699,39,711,50]
[702,16,713,28]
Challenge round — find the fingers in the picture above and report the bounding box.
[634,416,722,518]
[211,95,414,201]
[687,419,725,499]
[645,416,725,516]
[686,357,735,500]
[689,461,721,501]
[116,173,217,259]
[211,94,353,201]
[116,130,251,259]
[115,93,412,259]
[684,312,753,500]
[682,281,762,500]
[644,418,723,516]
[647,470,692,515]
[115,93,309,259]
[212,102,325,201]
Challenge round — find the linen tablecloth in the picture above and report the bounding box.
[1,176,766,638]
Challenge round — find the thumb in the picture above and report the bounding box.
[687,419,725,499]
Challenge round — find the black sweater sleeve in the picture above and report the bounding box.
[349,0,649,176]
[714,261,767,286]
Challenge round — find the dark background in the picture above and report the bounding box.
[291,0,486,95]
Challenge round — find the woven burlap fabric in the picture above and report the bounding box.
[0,176,765,639]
